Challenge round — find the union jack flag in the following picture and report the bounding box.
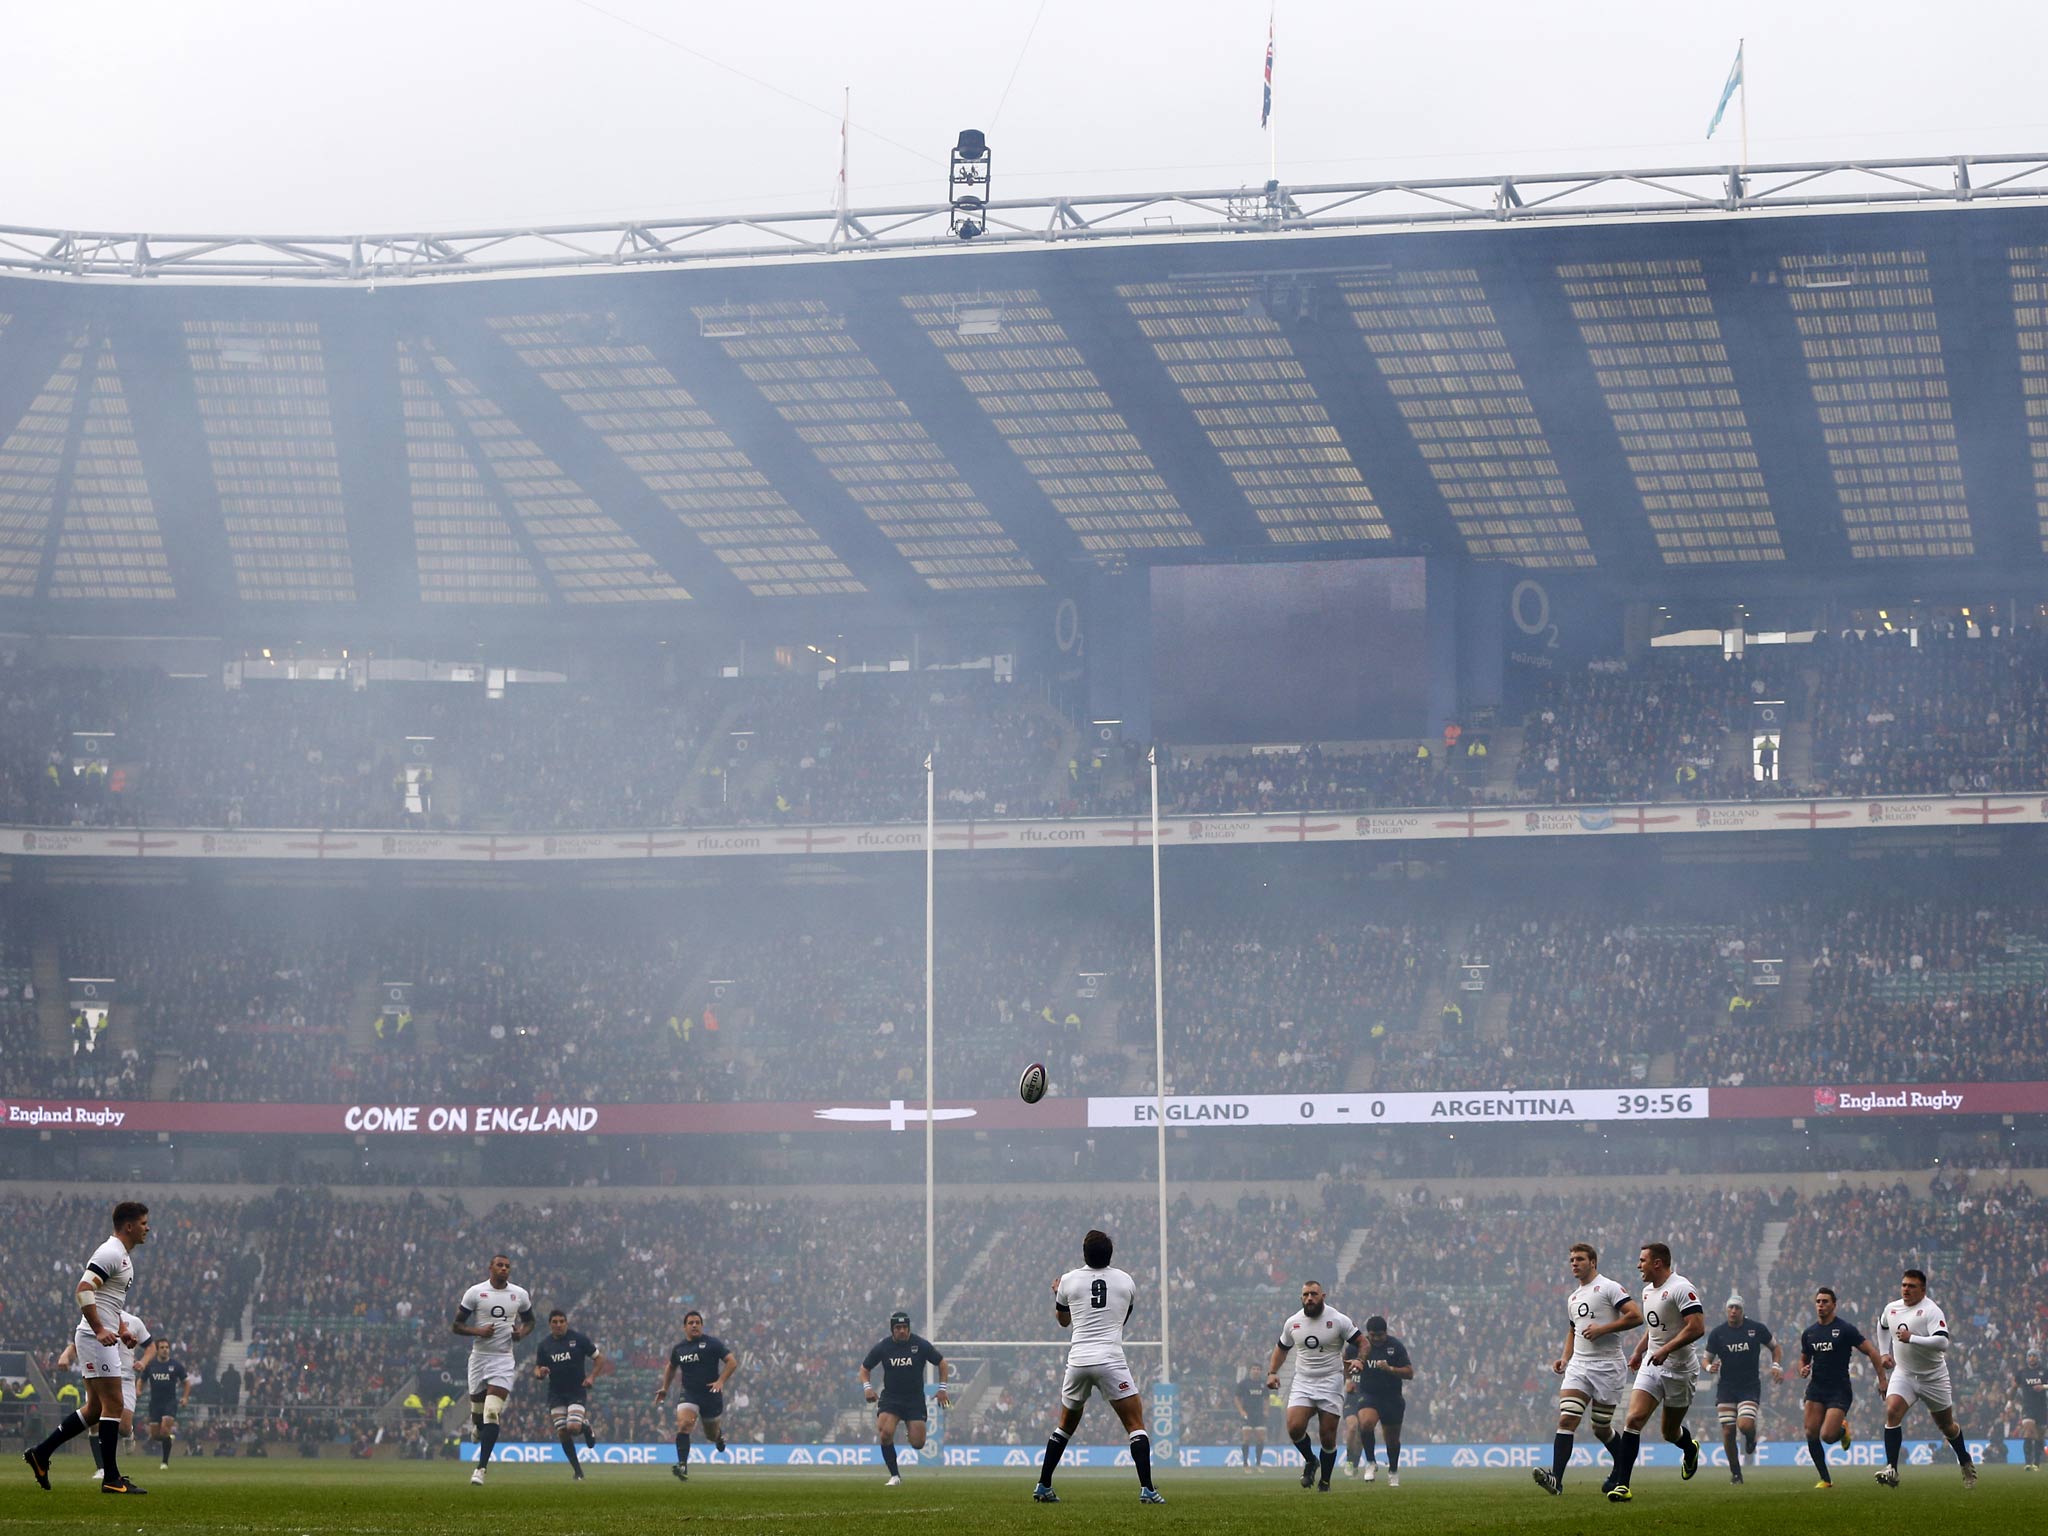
[1261,12,1274,127]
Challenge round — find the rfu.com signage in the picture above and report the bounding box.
[342,1104,600,1134]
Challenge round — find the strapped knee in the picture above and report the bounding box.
[1589,1402,1616,1433]
[1717,1404,1737,1428]
[482,1396,504,1425]
[1557,1397,1586,1424]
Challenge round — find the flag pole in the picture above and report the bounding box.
[833,86,851,249]
[1267,5,1277,187]
[1738,39,1749,171]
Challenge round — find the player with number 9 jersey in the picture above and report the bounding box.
[1057,1259,1138,1399]
[1035,1228,1162,1505]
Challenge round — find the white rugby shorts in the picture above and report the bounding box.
[1887,1368,1953,1414]
[1561,1355,1628,1407]
[120,1377,136,1415]
[1631,1359,1696,1410]
[70,1324,123,1380]
[1060,1352,1139,1409]
[1287,1376,1346,1418]
[468,1353,517,1396]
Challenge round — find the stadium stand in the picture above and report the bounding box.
[9,631,2048,836]
[8,878,2048,1108]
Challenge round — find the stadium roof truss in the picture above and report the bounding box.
[3,154,2048,624]
[1,156,2046,282]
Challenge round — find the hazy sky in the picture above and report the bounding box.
[5,1,2044,233]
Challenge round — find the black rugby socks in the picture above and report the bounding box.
[1129,1431,1154,1491]
[1610,1429,1642,1485]
[1039,1428,1069,1485]
[33,1410,89,1463]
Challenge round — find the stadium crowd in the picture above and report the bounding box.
[6,877,2048,1111]
[9,629,2048,837]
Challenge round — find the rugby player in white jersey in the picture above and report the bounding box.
[1874,1267,1977,1489]
[1604,1242,1707,1503]
[1033,1228,1163,1506]
[23,1200,150,1495]
[1265,1281,1361,1493]
[1533,1241,1641,1496]
[452,1252,535,1485]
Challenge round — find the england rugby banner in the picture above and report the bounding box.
[7,1082,2047,1137]
[0,1096,1078,1136]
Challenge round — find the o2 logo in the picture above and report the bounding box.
[1511,580,1558,649]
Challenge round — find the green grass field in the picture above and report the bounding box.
[0,1456,2038,1536]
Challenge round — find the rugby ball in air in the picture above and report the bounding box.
[1018,1062,1048,1104]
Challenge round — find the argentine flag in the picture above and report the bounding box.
[1707,41,1744,140]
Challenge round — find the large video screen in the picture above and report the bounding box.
[1149,558,1429,742]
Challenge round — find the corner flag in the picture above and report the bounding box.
[1707,41,1744,140]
